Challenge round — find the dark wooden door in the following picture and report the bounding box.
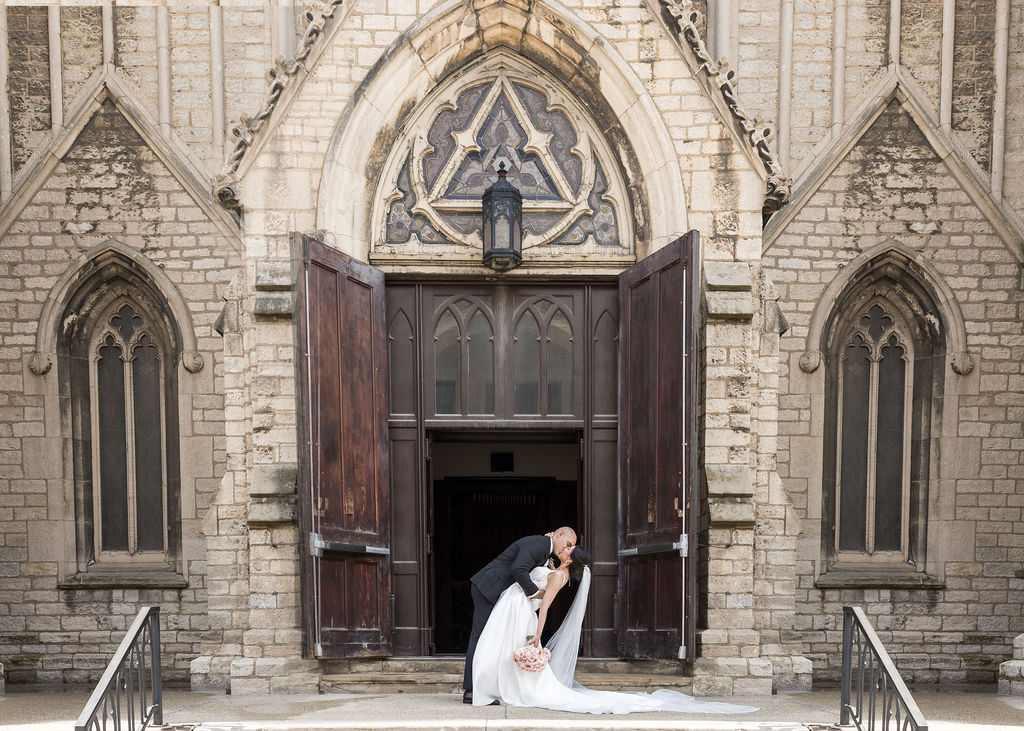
[296,234,392,658]
[617,232,699,660]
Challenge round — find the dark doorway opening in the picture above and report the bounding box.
[430,431,580,654]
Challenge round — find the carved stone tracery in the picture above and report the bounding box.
[373,55,631,262]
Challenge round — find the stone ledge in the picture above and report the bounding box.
[251,463,298,496]
[704,261,752,291]
[248,496,297,524]
[58,570,188,590]
[255,261,294,290]
[815,569,945,589]
[708,498,755,526]
[705,464,753,497]
[706,290,753,319]
[254,292,293,317]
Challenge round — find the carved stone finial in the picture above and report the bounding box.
[214,0,347,212]
[799,350,821,373]
[182,349,205,374]
[657,0,791,221]
[213,172,241,211]
[29,352,52,376]
[951,351,974,376]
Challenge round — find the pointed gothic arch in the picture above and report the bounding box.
[30,240,204,377]
[813,242,959,585]
[799,241,973,377]
[315,0,689,266]
[48,243,190,583]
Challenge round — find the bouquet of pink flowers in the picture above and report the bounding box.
[512,636,551,672]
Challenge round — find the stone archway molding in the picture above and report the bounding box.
[29,240,204,376]
[315,0,688,262]
[799,240,973,376]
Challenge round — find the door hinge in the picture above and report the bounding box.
[618,534,688,558]
[310,532,391,557]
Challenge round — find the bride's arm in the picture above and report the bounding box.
[530,569,568,646]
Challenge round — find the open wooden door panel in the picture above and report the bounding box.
[617,232,699,660]
[296,234,392,658]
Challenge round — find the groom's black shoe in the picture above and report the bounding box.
[463,690,499,705]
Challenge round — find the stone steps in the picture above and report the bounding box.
[320,656,693,695]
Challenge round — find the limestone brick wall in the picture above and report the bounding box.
[901,0,943,102]
[115,5,159,108]
[60,6,103,108]
[765,99,1024,683]
[0,100,240,684]
[169,7,214,171]
[7,6,51,175]
[952,0,996,170]
[223,5,270,147]
[1007,0,1024,214]
[845,0,889,103]
[788,0,833,168]
[736,0,779,128]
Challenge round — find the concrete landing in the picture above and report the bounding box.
[3,687,1024,731]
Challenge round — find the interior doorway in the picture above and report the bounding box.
[430,431,580,654]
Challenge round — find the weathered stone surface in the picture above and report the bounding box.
[253,293,293,317]
[708,498,756,526]
[255,261,294,291]
[704,261,753,291]
[250,464,297,496]
[706,290,754,319]
[247,498,297,525]
[705,464,753,497]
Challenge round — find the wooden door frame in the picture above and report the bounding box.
[383,279,619,657]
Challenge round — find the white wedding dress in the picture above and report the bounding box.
[471,565,756,714]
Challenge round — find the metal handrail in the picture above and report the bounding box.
[74,606,163,731]
[841,605,928,731]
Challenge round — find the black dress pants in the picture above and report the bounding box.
[463,583,495,691]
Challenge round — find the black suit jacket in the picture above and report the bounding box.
[471,534,551,603]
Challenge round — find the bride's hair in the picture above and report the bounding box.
[568,546,591,582]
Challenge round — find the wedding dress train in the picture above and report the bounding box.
[471,565,756,714]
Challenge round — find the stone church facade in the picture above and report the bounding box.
[0,0,1021,696]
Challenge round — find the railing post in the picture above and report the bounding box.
[840,605,853,726]
[150,606,163,726]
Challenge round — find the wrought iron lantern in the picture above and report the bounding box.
[481,163,523,272]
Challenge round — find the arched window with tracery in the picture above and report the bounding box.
[89,299,171,558]
[819,256,948,583]
[59,263,182,577]
[834,302,913,560]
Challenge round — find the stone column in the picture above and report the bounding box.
[191,262,318,693]
[692,262,772,695]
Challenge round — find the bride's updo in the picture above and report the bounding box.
[569,546,591,582]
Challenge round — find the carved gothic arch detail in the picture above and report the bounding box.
[800,241,973,377]
[30,240,204,376]
[371,52,633,264]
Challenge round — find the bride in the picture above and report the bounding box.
[471,546,756,714]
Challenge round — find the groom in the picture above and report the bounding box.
[462,526,577,704]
